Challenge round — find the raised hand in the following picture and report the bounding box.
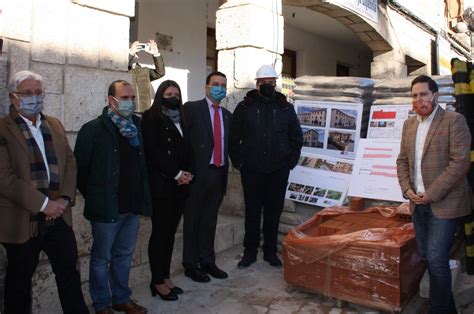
[147,39,159,55]
[129,41,140,56]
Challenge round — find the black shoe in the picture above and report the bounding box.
[201,263,228,279]
[237,253,257,268]
[184,267,211,283]
[263,253,282,267]
[170,286,184,294]
[150,284,178,301]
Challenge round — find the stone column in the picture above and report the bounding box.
[371,50,408,79]
[216,0,284,112]
[215,0,284,216]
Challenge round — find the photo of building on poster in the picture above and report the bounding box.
[295,100,363,159]
[302,127,325,148]
[285,152,354,207]
[330,108,358,130]
[327,130,356,154]
[298,154,353,174]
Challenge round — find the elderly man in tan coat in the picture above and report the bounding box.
[0,70,87,314]
[397,75,471,314]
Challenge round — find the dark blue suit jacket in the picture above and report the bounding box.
[183,98,232,192]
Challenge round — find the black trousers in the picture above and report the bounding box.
[182,167,225,269]
[240,167,290,255]
[148,194,184,284]
[2,218,88,314]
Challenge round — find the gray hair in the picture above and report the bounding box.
[7,70,43,94]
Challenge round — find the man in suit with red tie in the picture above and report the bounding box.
[182,71,232,282]
[397,75,471,314]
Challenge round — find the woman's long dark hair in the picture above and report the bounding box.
[149,80,186,126]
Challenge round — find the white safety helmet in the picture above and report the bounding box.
[255,65,278,80]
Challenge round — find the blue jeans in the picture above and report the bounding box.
[413,204,459,314]
[89,213,139,311]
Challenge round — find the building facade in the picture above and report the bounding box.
[0,0,472,311]
[331,109,357,129]
[303,129,321,147]
[298,108,327,126]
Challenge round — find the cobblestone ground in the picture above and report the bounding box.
[99,245,474,314]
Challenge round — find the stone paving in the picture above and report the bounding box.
[106,244,474,314]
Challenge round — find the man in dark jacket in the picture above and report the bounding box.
[74,80,152,314]
[182,72,232,283]
[230,65,303,268]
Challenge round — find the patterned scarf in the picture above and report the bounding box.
[10,106,60,199]
[107,108,140,147]
[10,105,60,236]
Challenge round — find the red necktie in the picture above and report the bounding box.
[213,104,222,167]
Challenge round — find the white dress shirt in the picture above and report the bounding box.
[20,114,50,211]
[413,105,439,193]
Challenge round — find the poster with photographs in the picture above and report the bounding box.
[295,100,363,159]
[367,104,447,140]
[286,152,354,207]
[348,139,405,202]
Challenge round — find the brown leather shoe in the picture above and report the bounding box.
[112,300,147,314]
[95,307,114,314]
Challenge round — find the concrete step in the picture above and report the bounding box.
[30,214,244,313]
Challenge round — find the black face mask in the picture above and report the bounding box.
[259,84,275,98]
[162,96,180,110]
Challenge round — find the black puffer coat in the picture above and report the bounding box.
[230,90,303,173]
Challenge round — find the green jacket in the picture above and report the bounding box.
[74,107,152,222]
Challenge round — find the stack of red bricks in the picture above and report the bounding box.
[310,212,412,236]
[283,207,425,312]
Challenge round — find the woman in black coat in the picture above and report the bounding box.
[142,80,193,301]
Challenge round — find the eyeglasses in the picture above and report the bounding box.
[14,91,45,98]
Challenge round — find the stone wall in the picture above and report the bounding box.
[0,0,135,311]
[0,54,6,311]
[135,0,208,102]
[0,54,7,115]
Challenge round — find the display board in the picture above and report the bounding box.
[295,100,363,159]
[367,104,447,140]
[367,104,413,139]
[348,139,405,202]
[286,152,354,207]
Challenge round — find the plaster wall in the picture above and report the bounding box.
[135,0,208,102]
[284,24,372,77]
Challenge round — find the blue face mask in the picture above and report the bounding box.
[18,95,44,117]
[209,86,226,102]
[113,97,136,118]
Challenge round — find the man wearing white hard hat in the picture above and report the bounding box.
[230,65,303,268]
